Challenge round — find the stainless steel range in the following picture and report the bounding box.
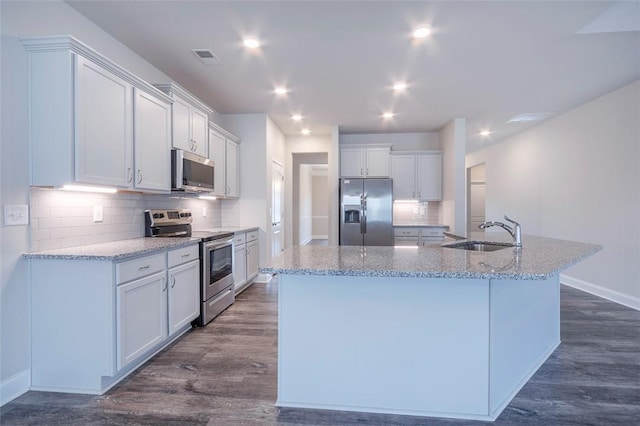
[145,209,235,326]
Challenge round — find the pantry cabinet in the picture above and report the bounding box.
[340,145,391,177]
[22,36,173,193]
[391,152,442,201]
[155,83,212,158]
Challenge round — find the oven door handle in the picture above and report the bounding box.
[204,238,234,250]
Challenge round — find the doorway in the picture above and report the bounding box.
[292,153,329,246]
[467,163,486,234]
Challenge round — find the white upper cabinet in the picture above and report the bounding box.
[155,83,212,158]
[391,152,442,201]
[22,36,173,193]
[225,138,240,198]
[133,88,171,192]
[208,126,227,197]
[208,122,241,198]
[75,55,133,187]
[340,145,390,177]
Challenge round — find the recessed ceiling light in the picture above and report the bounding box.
[274,87,288,95]
[479,130,492,138]
[243,38,260,49]
[393,82,408,92]
[382,112,395,119]
[412,27,432,39]
[301,129,311,135]
[292,114,303,121]
[506,112,554,123]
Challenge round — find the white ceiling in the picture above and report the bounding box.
[65,1,640,153]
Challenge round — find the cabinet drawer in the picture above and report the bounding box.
[116,253,166,285]
[234,233,246,245]
[421,228,444,237]
[394,237,419,246]
[394,228,420,237]
[246,230,258,242]
[168,244,199,268]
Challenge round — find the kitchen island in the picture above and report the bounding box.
[260,235,600,421]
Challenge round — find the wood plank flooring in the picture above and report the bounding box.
[1,281,639,425]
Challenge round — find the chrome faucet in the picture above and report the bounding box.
[479,215,522,249]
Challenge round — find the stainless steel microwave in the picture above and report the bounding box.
[171,149,215,193]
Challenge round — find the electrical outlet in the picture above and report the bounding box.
[4,205,29,226]
[202,206,207,217]
[93,205,103,223]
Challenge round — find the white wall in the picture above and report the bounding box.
[340,132,440,151]
[466,80,640,309]
[440,118,467,234]
[311,174,329,238]
[0,0,178,404]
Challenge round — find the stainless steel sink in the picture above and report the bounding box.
[442,241,514,252]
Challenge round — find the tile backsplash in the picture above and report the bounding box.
[30,188,222,251]
[393,201,442,224]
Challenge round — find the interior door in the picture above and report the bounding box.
[272,161,284,257]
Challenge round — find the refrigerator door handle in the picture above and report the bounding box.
[362,193,367,234]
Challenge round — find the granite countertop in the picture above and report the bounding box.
[199,226,259,234]
[393,223,449,228]
[23,237,201,261]
[260,234,602,280]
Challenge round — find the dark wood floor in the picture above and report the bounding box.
[1,280,639,425]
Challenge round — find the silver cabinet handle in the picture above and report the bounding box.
[127,168,133,183]
[162,276,167,291]
[138,265,150,271]
[137,169,143,184]
[170,275,176,288]
[360,168,364,176]
[366,168,369,176]
[181,253,190,258]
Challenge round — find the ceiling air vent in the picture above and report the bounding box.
[191,49,222,66]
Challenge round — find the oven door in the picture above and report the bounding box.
[202,238,234,300]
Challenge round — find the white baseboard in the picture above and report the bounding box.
[300,237,312,246]
[561,274,640,311]
[311,235,328,240]
[254,273,272,283]
[1,369,30,406]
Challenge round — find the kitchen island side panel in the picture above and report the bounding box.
[277,274,491,418]
[489,274,560,415]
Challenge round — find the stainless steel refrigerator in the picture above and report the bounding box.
[339,178,393,246]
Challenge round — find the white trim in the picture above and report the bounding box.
[253,273,272,283]
[561,274,640,311]
[0,370,30,406]
[311,235,328,240]
[300,237,312,246]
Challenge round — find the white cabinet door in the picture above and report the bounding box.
[171,96,192,152]
[168,260,200,336]
[75,55,133,188]
[246,239,259,281]
[234,244,247,291]
[391,155,416,199]
[208,128,227,197]
[190,108,209,157]
[365,147,390,177]
[133,89,171,192]
[417,154,442,201]
[117,271,167,370]
[226,139,240,198]
[340,148,365,177]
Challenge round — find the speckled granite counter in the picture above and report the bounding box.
[197,226,259,234]
[23,237,200,261]
[261,234,601,280]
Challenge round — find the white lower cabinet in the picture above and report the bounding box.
[394,227,446,246]
[30,243,200,394]
[117,271,167,370]
[233,230,259,293]
[168,259,200,336]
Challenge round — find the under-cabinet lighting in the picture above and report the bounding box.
[61,185,117,194]
[199,195,217,200]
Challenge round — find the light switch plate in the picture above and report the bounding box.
[4,205,29,226]
[93,206,103,223]
[202,207,207,217]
